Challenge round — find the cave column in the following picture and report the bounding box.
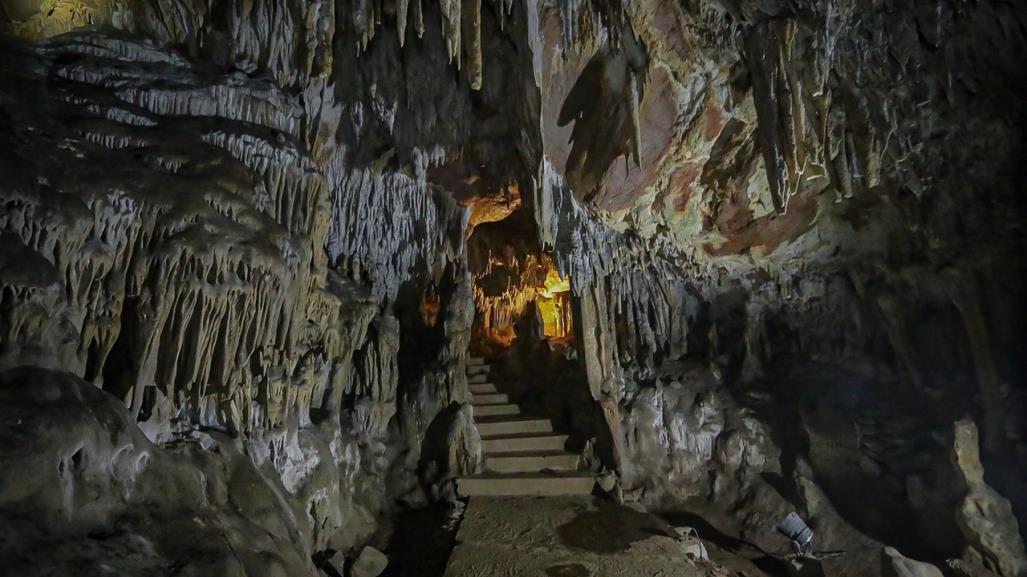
[944,270,1006,454]
[577,283,630,481]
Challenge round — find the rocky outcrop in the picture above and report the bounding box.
[0,366,322,576]
[882,547,945,577]
[952,419,1027,577]
[525,0,1027,573]
[2,1,1026,576]
[0,21,479,574]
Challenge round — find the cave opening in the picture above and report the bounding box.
[468,233,576,354]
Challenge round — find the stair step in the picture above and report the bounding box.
[468,373,491,384]
[468,357,487,366]
[473,403,520,417]
[469,383,497,394]
[466,364,492,377]
[485,452,579,473]
[482,434,568,454]
[472,393,509,405]
[456,473,596,497]
[476,419,552,437]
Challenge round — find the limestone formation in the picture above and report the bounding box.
[350,546,389,577]
[952,419,1027,577]
[1,1,1026,576]
[882,547,945,577]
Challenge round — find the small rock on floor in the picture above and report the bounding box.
[351,546,389,577]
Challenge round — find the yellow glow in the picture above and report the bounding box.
[482,325,516,348]
[539,268,570,298]
[420,287,440,327]
[536,296,568,339]
[537,268,571,339]
[7,1,122,41]
[472,253,573,345]
[466,183,522,235]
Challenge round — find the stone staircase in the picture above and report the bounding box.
[457,356,596,497]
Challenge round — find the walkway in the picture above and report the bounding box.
[445,357,719,577]
[443,496,719,577]
[457,356,595,496]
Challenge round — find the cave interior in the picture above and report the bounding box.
[0,1,1026,577]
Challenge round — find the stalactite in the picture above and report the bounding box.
[411,0,425,40]
[463,0,483,90]
[535,159,692,365]
[628,69,642,166]
[325,152,467,304]
[440,0,462,67]
[396,0,410,46]
[350,317,400,438]
[0,34,465,445]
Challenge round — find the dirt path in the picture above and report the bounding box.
[443,496,727,577]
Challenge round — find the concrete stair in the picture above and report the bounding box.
[459,358,594,497]
[481,433,569,454]
[485,451,579,473]
[475,418,552,437]
[467,364,492,377]
[472,392,508,404]
[456,473,596,497]
[469,383,497,394]
[473,403,521,417]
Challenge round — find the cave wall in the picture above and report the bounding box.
[0,2,508,573]
[528,2,1027,575]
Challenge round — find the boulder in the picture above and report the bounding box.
[350,546,388,577]
[881,547,944,577]
[948,558,1003,577]
[327,551,347,576]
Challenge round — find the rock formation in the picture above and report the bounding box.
[1,1,1026,576]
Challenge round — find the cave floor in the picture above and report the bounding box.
[442,496,724,577]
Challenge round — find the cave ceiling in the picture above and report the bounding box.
[7,0,1020,289]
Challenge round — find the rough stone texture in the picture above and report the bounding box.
[0,11,483,574]
[1,1,1026,576]
[953,419,1027,577]
[527,3,1027,575]
[443,496,730,577]
[351,546,389,577]
[882,547,945,577]
[0,366,317,576]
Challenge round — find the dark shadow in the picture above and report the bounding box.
[556,499,673,554]
[380,503,460,577]
[102,295,140,404]
[545,564,591,577]
[416,402,464,479]
[656,509,793,577]
[658,510,753,553]
[752,357,965,561]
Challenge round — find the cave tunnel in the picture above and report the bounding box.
[1,2,1027,577]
